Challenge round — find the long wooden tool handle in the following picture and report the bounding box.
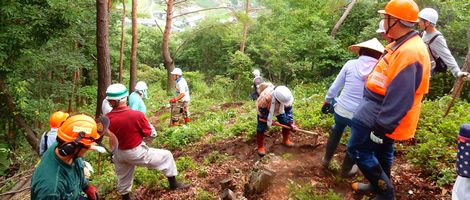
[444,79,466,118]
[258,118,317,136]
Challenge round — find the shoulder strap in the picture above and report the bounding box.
[427,34,442,60]
[44,131,50,152]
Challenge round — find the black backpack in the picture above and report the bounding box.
[427,34,447,73]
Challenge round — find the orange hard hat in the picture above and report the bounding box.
[378,0,419,23]
[49,111,70,128]
[57,114,100,147]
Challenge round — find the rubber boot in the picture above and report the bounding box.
[352,182,374,193]
[257,131,265,156]
[121,193,135,200]
[281,128,294,147]
[168,176,191,190]
[341,154,358,178]
[355,164,395,199]
[184,118,190,123]
[322,128,343,168]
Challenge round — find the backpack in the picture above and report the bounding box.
[427,34,447,73]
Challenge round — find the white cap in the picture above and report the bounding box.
[135,81,148,91]
[419,8,438,26]
[252,69,260,77]
[106,83,128,101]
[376,19,385,33]
[171,68,183,75]
[348,38,385,56]
[273,86,293,106]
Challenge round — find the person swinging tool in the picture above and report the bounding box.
[256,85,299,156]
[169,68,191,126]
[31,114,118,200]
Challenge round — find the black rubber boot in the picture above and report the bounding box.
[352,182,374,193]
[361,164,395,199]
[168,176,191,190]
[322,128,343,168]
[121,193,132,200]
[341,154,358,178]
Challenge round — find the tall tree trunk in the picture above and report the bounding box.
[0,77,39,154]
[96,0,112,118]
[163,0,175,92]
[330,0,357,38]
[119,0,126,83]
[129,0,137,93]
[240,0,250,53]
[451,21,470,98]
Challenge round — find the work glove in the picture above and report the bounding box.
[288,123,298,132]
[458,71,470,80]
[370,123,388,144]
[83,183,99,200]
[169,98,177,103]
[321,101,331,114]
[93,146,106,153]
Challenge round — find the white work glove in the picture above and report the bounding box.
[91,145,106,153]
[149,122,157,137]
[370,132,383,144]
[458,71,470,80]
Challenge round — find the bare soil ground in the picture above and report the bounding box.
[133,102,452,200]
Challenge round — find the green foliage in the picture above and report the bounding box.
[194,187,215,200]
[203,151,231,165]
[288,179,342,200]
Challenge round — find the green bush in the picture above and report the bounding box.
[288,179,342,200]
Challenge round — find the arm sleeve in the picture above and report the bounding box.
[285,106,294,123]
[375,61,423,133]
[431,36,461,77]
[138,113,152,137]
[325,62,349,103]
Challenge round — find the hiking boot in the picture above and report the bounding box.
[168,176,191,190]
[121,193,136,200]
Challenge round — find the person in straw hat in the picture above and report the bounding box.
[321,38,384,178]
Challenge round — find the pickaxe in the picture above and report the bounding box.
[258,118,319,145]
[443,77,467,118]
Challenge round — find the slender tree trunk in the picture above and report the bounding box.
[163,0,175,92]
[330,0,357,38]
[96,0,112,118]
[129,0,137,93]
[119,0,126,83]
[240,0,250,53]
[0,77,39,154]
[452,21,470,98]
[75,66,81,111]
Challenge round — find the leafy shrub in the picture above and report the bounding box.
[288,179,342,200]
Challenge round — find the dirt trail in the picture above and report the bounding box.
[131,102,449,199]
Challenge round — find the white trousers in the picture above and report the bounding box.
[453,175,470,200]
[113,142,178,194]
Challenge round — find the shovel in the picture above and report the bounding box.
[258,118,319,145]
[443,77,466,118]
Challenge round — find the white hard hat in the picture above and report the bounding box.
[348,38,385,55]
[376,19,385,33]
[135,81,148,91]
[106,83,128,101]
[273,86,293,106]
[419,8,438,26]
[171,68,183,76]
[252,69,260,77]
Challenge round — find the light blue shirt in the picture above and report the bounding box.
[39,128,58,156]
[129,92,147,114]
[325,55,378,113]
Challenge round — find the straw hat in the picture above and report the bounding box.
[348,38,385,55]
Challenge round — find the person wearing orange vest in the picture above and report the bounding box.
[347,0,430,199]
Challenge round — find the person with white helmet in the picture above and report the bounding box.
[255,85,299,156]
[418,8,469,78]
[249,69,265,101]
[376,19,393,43]
[321,38,384,178]
[105,83,190,199]
[170,68,191,126]
[129,81,157,137]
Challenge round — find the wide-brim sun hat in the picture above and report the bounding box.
[348,38,385,56]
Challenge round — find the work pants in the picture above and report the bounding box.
[171,101,190,122]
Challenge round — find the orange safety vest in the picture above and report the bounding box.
[366,34,430,140]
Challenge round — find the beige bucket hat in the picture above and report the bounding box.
[348,38,385,55]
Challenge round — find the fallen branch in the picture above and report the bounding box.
[0,187,31,197]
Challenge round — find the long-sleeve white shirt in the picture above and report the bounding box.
[422,30,461,77]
